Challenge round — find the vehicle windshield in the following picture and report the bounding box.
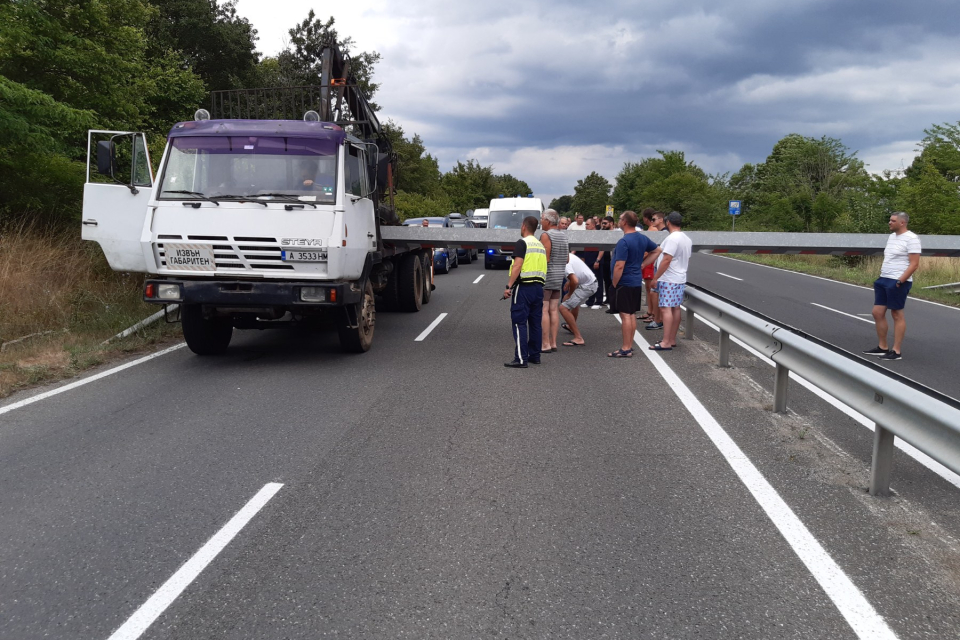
[488,210,539,229]
[158,136,339,203]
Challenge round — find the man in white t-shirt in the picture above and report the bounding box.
[863,212,921,361]
[642,211,692,350]
[559,252,598,346]
[568,213,587,231]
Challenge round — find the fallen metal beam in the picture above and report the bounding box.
[380,228,960,256]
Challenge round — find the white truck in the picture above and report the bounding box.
[81,44,432,355]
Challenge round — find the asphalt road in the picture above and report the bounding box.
[687,253,960,398]
[2,257,960,639]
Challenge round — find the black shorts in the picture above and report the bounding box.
[612,285,643,314]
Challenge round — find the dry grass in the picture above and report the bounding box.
[0,222,180,398]
[727,254,960,306]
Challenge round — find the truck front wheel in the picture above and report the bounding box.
[181,304,233,355]
[338,279,376,352]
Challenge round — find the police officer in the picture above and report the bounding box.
[503,216,547,368]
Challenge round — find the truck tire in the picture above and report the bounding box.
[421,252,433,304]
[181,304,233,355]
[379,264,400,311]
[461,249,472,264]
[398,253,423,312]
[338,279,375,352]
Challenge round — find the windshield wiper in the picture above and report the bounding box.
[245,193,318,208]
[211,194,268,207]
[162,190,220,205]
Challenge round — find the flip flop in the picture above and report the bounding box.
[637,314,654,322]
[607,348,633,358]
[563,341,585,347]
[648,343,673,351]
[561,323,573,334]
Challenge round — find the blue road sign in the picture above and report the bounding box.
[729,200,742,216]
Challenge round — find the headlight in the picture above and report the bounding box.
[300,286,327,302]
[157,284,181,300]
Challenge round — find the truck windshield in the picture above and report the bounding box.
[158,136,339,203]
[488,210,539,229]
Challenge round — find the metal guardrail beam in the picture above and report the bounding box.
[380,228,960,256]
[682,285,960,496]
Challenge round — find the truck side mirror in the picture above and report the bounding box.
[97,141,117,177]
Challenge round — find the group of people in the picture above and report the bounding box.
[503,207,692,367]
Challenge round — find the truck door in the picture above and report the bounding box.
[82,130,154,272]
[342,144,377,276]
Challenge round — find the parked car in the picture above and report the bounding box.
[447,218,479,263]
[434,246,457,273]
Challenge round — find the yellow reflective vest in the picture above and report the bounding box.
[511,235,547,285]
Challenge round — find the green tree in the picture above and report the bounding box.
[907,122,960,183]
[147,0,261,91]
[612,151,729,229]
[260,11,381,109]
[896,164,960,234]
[747,134,869,232]
[394,191,454,221]
[492,174,531,199]
[0,0,205,220]
[441,160,496,212]
[382,121,442,196]
[549,195,573,214]
[571,171,612,218]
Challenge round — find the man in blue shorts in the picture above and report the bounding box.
[863,212,920,361]
[607,210,659,357]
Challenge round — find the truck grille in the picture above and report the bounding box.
[156,236,295,271]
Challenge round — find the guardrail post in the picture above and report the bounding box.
[773,364,789,413]
[719,329,731,367]
[684,308,695,340]
[869,424,895,496]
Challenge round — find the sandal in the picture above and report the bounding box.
[561,323,573,334]
[607,348,633,358]
[562,341,584,347]
[637,314,654,322]
[648,342,673,351]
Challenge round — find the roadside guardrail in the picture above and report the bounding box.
[381,229,960,256]
[681,284,960,496]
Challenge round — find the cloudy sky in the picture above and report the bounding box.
[235,0,960,204]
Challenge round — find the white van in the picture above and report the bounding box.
[484,196,544,269]
[471,207,489,228]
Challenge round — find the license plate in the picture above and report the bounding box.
[164,243,215,271]
[282,250,328,262]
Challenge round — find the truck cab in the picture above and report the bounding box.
[82,116,430,355]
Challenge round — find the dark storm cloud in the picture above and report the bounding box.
[372,0,960,194]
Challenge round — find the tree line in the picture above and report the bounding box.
[549,128,960,236]
[3,1,958,235]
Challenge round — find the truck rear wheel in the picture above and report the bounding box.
[181,304,233,355]
[398,253,423,312]
[338,279,375,352]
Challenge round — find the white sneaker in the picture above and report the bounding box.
[590,305,601,310]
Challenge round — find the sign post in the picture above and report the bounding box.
[728,200,742,230]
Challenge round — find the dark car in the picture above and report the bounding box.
[434,247,458,273]
[447,218,479,263]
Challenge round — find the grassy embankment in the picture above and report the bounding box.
[726,254,960,307]
[0,223,181,399]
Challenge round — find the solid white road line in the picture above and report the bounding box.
[811,302,874,324]
[0,343,187,417]
[711,254,960,313]
[622,317,898,640]
[473,274,485,284]
[106,483,283,640]
[716,272,744,281]
[415,313,448,341]
[686,309,960,491]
